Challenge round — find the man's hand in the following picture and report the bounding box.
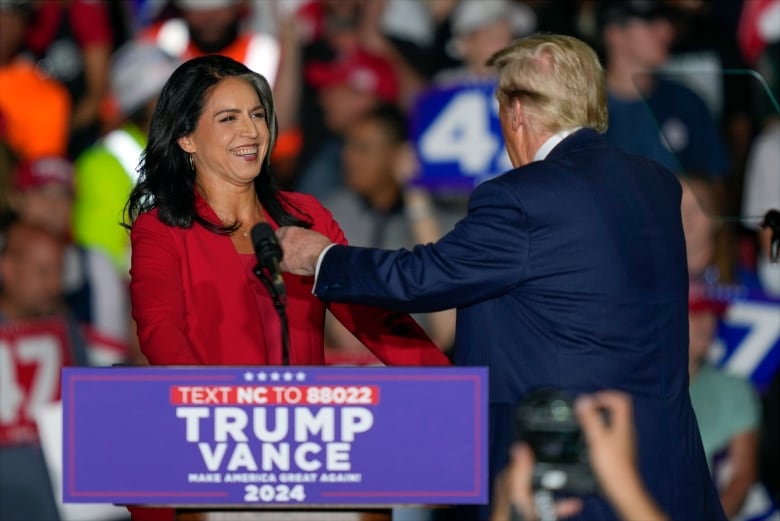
[275,226,334,276]
[491,443,582,521]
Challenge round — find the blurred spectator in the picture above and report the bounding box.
[737,0,780,66]
[296,43,399,199]
[742,42,780,500]
[141,0,276,79]
[0,220,68,320]
[662,1,754,211]
[598,0,731,180]
[23,0,113,158]
[344,0,429,114]
[8,157,131,356]
[292,0,366,197]
[688,291,778,520]
[321,103,460,355]
[269,0,429,112]
[0,111,16,219]
[662,1,751,127]
[741,40,780,297]
[73,42,179,275]
[0,219,88,521]
[0,0,71,161]
[741,117,780,297]
[434,0,536,85]
[386,0,462,81]
[680,175,760,291]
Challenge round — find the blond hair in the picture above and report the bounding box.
[487,34,608,134]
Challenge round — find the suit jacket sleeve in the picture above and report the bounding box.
[299,194,449,366]
[315,179,529,312]
[130,213,198,364]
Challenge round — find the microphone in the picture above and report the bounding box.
[250,222,286,299]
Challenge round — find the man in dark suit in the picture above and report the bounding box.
[277,34,725,521]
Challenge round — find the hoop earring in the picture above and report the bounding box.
[187,153,194,171]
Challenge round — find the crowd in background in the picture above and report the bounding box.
[0,1,778,520]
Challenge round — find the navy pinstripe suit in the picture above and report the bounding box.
[315,129,725,520]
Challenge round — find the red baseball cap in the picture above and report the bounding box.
[305,50,399,103]
[13,156,75,194]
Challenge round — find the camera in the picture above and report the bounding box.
[514,388,600,496]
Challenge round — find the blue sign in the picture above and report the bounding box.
[62,366,488,506]
[713,290,780,392]
[411,82,511,193]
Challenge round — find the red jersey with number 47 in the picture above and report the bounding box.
[0,319,73,446]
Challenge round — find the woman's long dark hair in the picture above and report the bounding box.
[124,54,310,232]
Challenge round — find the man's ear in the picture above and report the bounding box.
[177,135,195,153]
[510,98,524,131]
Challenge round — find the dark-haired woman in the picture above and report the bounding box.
[125,54,448,521]
[126,54,448,369]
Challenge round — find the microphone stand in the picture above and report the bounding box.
[253,266,290,365]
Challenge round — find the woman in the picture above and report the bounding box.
[679,174,765,292]
[124,53,448,521]
[126,54,448,368]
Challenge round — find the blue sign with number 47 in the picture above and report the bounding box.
[411,82,512,194]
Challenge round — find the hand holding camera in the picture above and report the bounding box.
[493,390,667,521]
[514,388,605,497]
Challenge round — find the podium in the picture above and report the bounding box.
[61,366,487,518]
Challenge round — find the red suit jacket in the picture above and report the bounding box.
[130,190,448,367]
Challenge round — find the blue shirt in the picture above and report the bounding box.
[606,77,730,177]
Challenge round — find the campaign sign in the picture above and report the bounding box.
[411,82,512,193]
[62,366,487,506]
[713,289,780,392]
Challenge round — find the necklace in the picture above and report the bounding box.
[196,185,260,238]
[236,199,263,238]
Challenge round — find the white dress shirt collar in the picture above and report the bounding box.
[533,127,582,161]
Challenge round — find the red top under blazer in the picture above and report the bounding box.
[130,189,449,367]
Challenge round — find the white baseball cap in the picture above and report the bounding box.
[452,0,536,38]
[110,42,181,116]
